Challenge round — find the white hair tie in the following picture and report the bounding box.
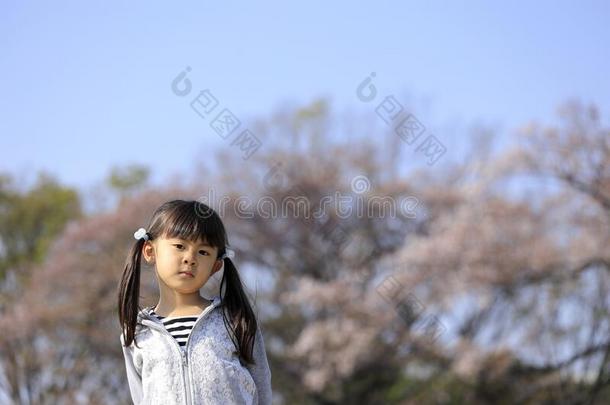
[133,227,150,241]
[221,247,235,260]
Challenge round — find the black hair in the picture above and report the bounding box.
[117,199,258,365]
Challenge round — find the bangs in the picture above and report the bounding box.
[159,203,225,249]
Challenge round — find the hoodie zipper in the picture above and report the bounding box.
[141,300,218,405]
[182,349,191,405]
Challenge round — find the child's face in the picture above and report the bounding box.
[143,234,222,294]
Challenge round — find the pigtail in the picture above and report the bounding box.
[118,237,147,349]
[219,255,258,366]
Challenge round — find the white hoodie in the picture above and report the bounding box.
[119,295,272,405]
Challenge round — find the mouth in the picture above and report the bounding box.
[178,271,195,278]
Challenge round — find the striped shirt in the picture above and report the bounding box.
[150,311,198,349]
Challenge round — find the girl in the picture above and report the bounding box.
[117,199,272,405]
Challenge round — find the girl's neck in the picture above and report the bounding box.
[153,297,212,318]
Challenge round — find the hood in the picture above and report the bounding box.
[136,295,223,326]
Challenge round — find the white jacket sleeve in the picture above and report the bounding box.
[245,326,272,405]
[120,333,143,405]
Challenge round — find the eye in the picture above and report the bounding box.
[173,244,184,250]
[199,250,209,256]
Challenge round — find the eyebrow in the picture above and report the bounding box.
[170,238,213,248]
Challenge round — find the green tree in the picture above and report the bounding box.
[106,164,150,199]
[0,171,81,283]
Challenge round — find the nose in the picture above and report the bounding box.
[183,252,196,266]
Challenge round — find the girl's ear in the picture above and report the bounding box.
[211,259,223,275]
[142,241,156,264]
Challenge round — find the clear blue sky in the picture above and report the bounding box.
[1,1,609,191]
